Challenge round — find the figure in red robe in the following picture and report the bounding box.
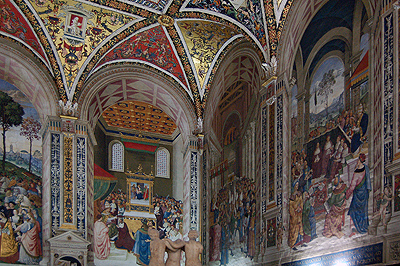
[115,216,135,251]
[94,215,111,260]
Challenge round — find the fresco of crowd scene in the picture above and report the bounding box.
[94,190,183,264]
[308,104,367,152]
[288,102,372,250]
[0,172,42,264]
[209,177,256,265]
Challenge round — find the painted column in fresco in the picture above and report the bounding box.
[43,116,95,263]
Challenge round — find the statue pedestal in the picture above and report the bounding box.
[48,231,90,266]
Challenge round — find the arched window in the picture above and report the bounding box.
[156,147,170,178]
[109,140,124,172]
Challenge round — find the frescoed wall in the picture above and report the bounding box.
[91,102,184,265]
[0,79,43,264]
[289,29,371,254]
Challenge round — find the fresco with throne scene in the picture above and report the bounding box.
[93,165,183,265]
[289,45,377,252]
[92,100,183,266]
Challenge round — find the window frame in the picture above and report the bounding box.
[109,140,124,172]
[155,147,170,178]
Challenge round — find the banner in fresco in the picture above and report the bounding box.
[283,243,383,266]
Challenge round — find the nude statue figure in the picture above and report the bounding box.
[184,230,203,266]
[148,228,167,266]
[164,238,185,266]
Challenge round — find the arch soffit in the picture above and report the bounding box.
[277,0,373,77]
[0,42,58,121]
[79,65,197,142]
[204,41,263,129]
[308,51,345,92]
[300,28,351,87]
[222,110,242,136]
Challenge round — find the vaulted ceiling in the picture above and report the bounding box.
[0,0,294,120]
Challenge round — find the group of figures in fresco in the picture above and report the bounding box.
[289,150,373,249]
[209,177,256,265]
[94,192,184,265]
[0,172,42,264]
[289,96,375,248]
[288,53,396,253]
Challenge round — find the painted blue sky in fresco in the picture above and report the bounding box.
[309,57,344,115]
[0,79,41,154]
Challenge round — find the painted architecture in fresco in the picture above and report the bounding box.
[0,0,399,265]
[0,79,43,264]
[289,27,371,251]
[90,100,184,265]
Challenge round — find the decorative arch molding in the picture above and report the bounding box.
[203,41,263,129]
[78,65,197,143]
[0,41,58,121]
[277,0,374,78]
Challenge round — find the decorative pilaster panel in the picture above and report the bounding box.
[276,93,284,227]
[76,136,87,238]
[268,102,275,205]
[384,12,394,165]
[62,135,75,226]
[372,9,384,218]
[251,121,256,181]
[51,133,62,235]
[261,104,268,214]
[201,151,208,264]
[182,137,201,233]
[190,151,199,230]
[389,240,400,261]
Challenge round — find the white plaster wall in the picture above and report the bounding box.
[172,134,184,201]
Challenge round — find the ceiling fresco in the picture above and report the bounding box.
[98,25,189,92]
[177,20,241,96]
[0,0,295,117]
[0,0,48,64]
[28,0,139,93]
[102,100,177,135]
[183,0,267,52]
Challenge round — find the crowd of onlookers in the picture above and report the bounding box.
[308,105,366,142]
[153,195,183,240]
[209,177,257,264]
[0,173,43,264]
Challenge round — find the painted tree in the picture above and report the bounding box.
[0,91,24,173]
[316,69,336,119]
[20,116,41,173]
